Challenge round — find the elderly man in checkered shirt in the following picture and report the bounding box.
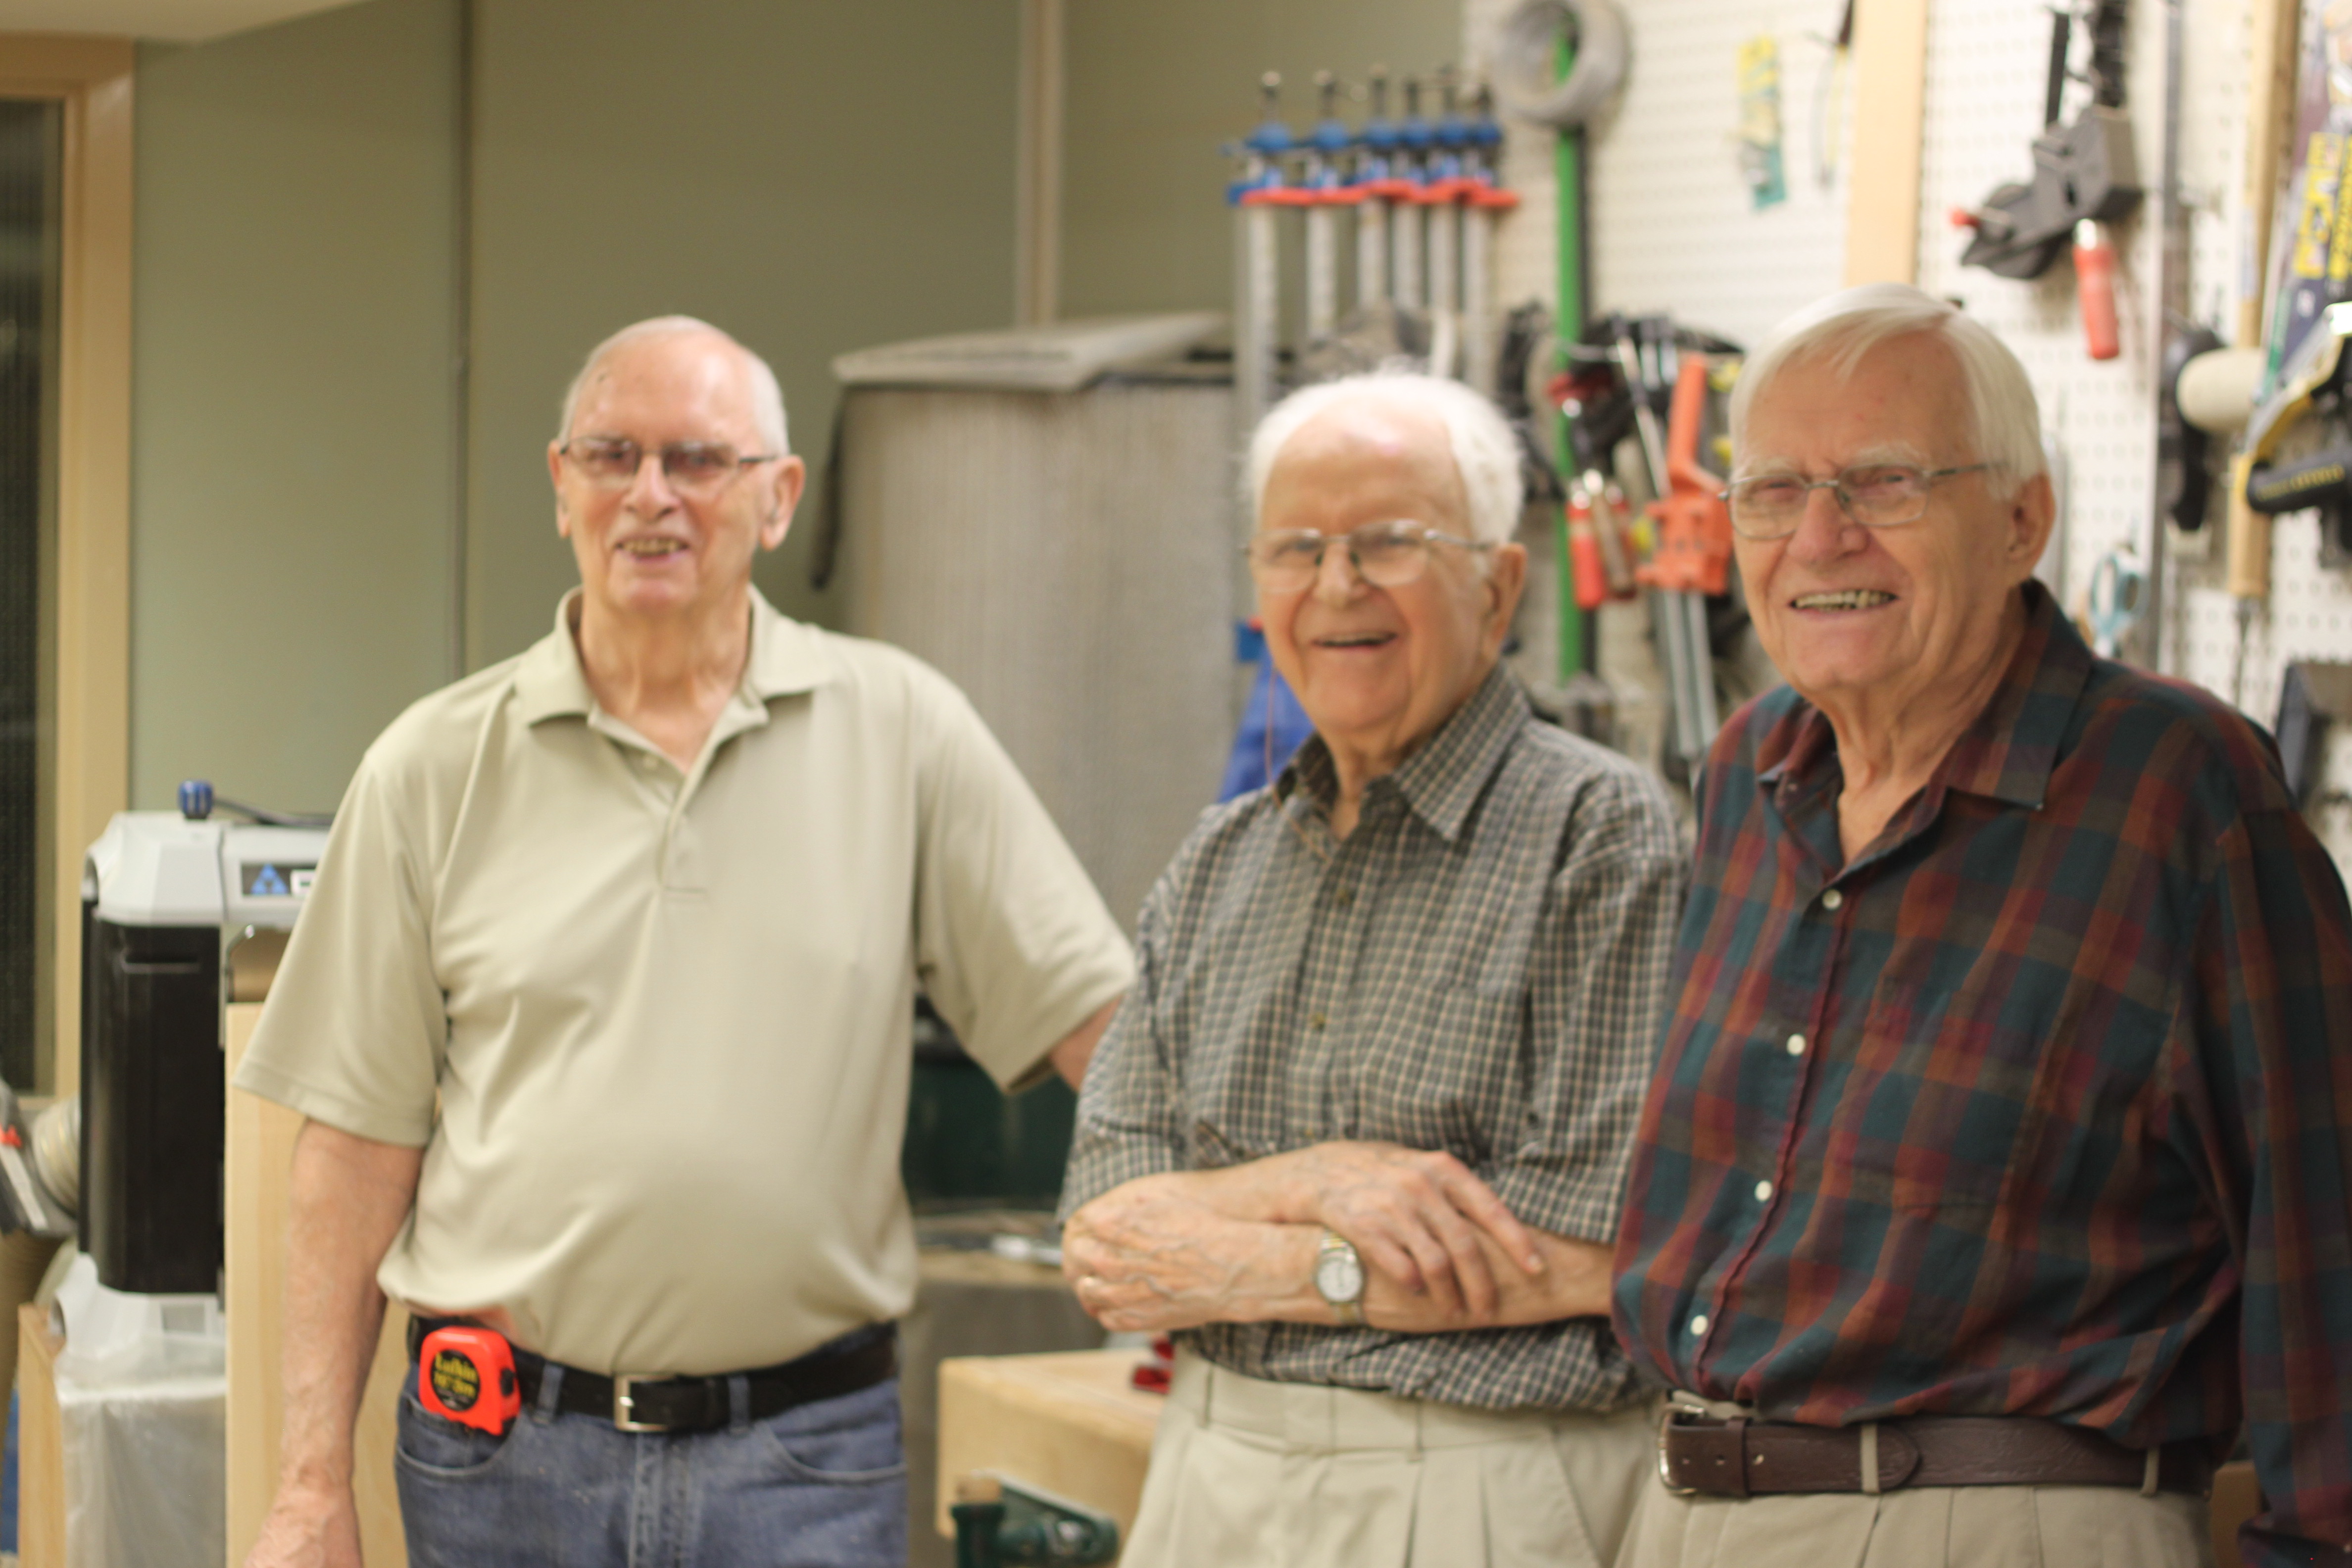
[1058,371,1686,1568]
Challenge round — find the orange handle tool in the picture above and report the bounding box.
[1637,355,1735,597]
[419,1325,523,1435]
[1567,488,1609,611]
[2075,220,2119,361]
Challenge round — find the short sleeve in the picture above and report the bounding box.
[1057,871,1188,1217]
[1484,769,1686,1241]
[230,743,448,1146]
[908,674,1135,1092]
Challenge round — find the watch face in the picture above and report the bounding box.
[1316,1244,1364,1304]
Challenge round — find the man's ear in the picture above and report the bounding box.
[2004,471,2057,583]
[1484,540,1529,650]
[548,441,572,538]
[760,456,809,551]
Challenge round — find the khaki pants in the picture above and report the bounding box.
[1620,1470,2217,1568]
[1119,1350,1655,1568]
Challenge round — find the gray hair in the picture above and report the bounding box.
[1246,371,1524,546]
[556,315,790,455]
[1729,283,2044,500]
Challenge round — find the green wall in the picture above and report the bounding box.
[1060,0,1462,319]
[127,0,1024,811]
[130,0,464,815]
[463,0,1021,668]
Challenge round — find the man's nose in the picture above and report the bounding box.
[1311,537,1367,602]
[624,448,680,510]
[1783,482,1862,563]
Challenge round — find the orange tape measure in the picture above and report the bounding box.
[418,1325,522,1435]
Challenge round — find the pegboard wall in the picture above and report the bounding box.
[1465,0,2352,875]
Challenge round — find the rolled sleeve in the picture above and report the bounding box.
[1484,771,1685,1242]
[911,672,1134,1093]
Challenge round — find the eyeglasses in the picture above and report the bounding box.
[1718,462,1993,540]
[559,437,780,494]
[1243,519,1494,593]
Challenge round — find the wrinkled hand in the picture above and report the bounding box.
[1062,1179,1316,1334]
[1259,1141,1540,1317]
[243,1481,363,1568]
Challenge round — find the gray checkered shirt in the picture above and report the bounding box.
[1062,664,1684,1411]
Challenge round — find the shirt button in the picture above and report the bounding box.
[1821,888,1843,911]
[1690,1314,1710,1336]
[1755,1180,1774,1201]
[1308,1012,1327,1031]
[1333,886,1354,907]
[1785,1033,1806,1057]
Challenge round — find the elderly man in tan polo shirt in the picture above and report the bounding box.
[234,316,1132,1568]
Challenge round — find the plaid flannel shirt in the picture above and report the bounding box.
[1612,586,2352,1566]
[1064,664,1684,1410]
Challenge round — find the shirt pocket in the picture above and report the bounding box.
[1347,984,1526,1166]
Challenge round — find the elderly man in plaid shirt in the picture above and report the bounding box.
[1058,371,1685,1568]
[1612,283,2352,1568]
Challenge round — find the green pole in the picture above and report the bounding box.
[1554,33,1589,686]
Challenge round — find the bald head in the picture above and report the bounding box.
[557,316,790,455]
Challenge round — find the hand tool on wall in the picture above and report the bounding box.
[1393,76,1432,312]
[1952,0,2141,360]
[1422,67,1469,378]
[1229,74,1297,440]
[1354,69,1400,310]
[1303,71,1351,342]
[2080,545,2147,658]
[1460,84,1519,396]
[1636,352,1733,771]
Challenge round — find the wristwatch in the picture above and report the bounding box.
[1313,1229,1366,1326]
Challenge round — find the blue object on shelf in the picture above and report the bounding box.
[1219,658,1314,801]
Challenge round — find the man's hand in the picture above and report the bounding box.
[1062,1178,1321,1333]
[1245,1141,1542,1317]
[243,1478,364,1568]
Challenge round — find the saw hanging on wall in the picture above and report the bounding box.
[1952,0,2141,359]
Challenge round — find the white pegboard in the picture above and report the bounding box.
[1469,0,2352,879]
[1469,0,1854,347]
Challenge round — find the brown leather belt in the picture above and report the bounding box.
[1657,1409,2214,1499]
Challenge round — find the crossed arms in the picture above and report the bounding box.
[1061,1140,1614,1334]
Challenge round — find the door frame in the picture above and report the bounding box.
[0,36,132,1095]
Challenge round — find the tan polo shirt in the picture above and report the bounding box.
[235,589,1133,1376]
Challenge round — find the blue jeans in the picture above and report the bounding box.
[392,1359,907,1567]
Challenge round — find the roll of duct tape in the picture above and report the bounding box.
[1490,0,1630,130]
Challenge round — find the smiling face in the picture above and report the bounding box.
[547,330,807,628]
[1735,337,2052,720]
[1257,400,1525,782]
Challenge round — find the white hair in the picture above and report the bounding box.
[556,315,790,455]
[1246,371,1524,546]
[1729,283,2044,499]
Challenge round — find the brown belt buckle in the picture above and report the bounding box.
[1656,1405,1701,1496]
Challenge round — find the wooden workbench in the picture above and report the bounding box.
[935,1348,1164,1545]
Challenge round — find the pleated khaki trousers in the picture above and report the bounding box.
[1118,1349,1656,1568]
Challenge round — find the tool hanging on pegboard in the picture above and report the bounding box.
[1951,0,2142,361]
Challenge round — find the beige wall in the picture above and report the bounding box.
[1060,0,1461,319]
[125,0,1024,812]
[462,0,1021,668]
[130,0,463,814]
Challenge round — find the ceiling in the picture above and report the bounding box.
[0,0,357,43]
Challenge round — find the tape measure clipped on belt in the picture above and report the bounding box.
[419,1325,522,1435]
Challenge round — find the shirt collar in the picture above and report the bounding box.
[510,586,834,726]
[1278,661,1530,842]
[1755,580,2088,813]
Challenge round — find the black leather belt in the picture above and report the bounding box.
[407,1317,896,1434]
[1658,1408,2215,1499]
